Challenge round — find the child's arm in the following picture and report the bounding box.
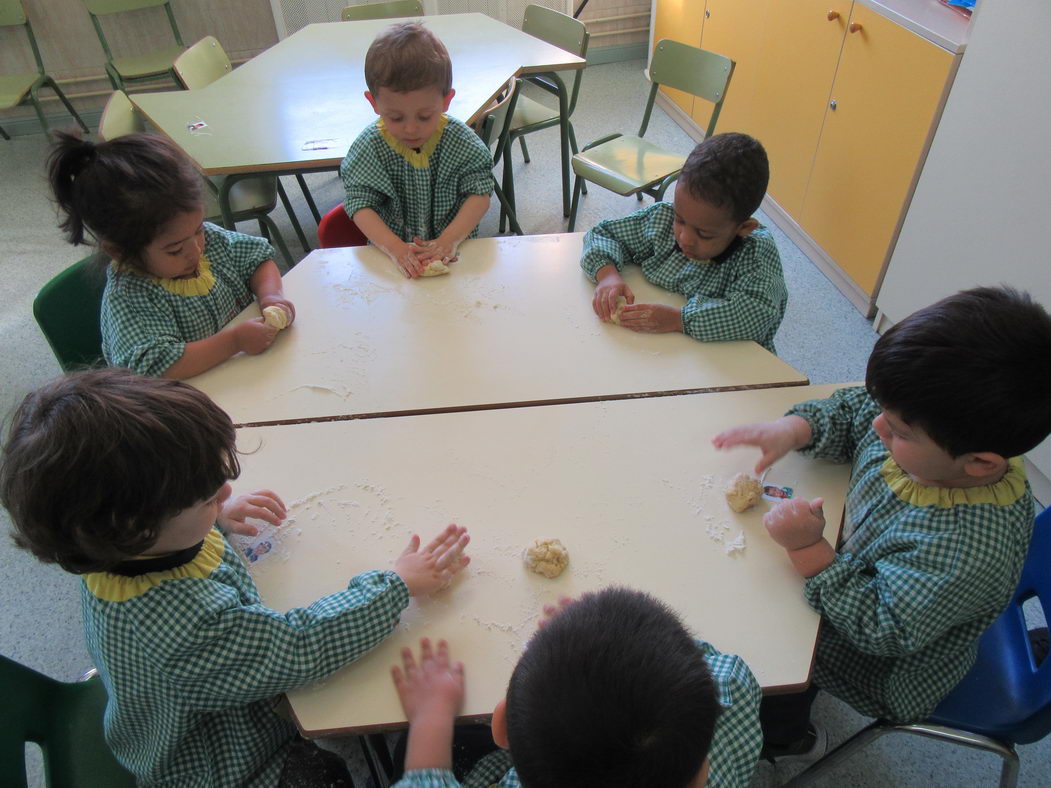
[162,320,278,379]
[353,208,429,279]
[763,497,837,577]
[581,207,664,321]
[412,193,491,264]
[712,415,813,475]
[250,259,296,325]
[391,638,464,773]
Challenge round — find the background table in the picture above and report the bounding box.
[132,14,586,178]
[189,233,807,425]
[232,383,851,735]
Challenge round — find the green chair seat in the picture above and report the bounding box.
[570,136,687,196]
[510,94,559,130]
[110,45,186,80]
[0,73,37,108]
[340,0,423,21]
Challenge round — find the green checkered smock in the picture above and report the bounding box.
[580,202,787,353]
[789,386,1035,722]
[340,115,494,243]
[81,528,409,786]
[100,222,274,376]
[392,640,763,788]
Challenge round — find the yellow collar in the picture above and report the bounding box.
[378,115,448,169]
[880,455,1027,508]
[112,255,216,297]
[84,528,226,603]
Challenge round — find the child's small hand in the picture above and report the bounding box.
[712,416,813,475]
[593,269,634,321]
[617,302,683,333]
[538,596,574,628]
[391,638,465,725]
[231,319,279,355]
[258,295,296,326]
[218,489,287,537]
[764,497,826,551]
[395,524,471,596]
[412,236,459,264]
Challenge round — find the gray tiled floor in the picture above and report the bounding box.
[2,58,1047,787]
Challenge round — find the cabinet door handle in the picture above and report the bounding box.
[829,99,838,111]
[705,8,711,18]
[849,22,863,33]
[827,10,840,21]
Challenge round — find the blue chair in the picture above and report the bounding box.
[786,505,1051,788]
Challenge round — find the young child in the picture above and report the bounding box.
[0,368,471,786]
[47,131,294,379]
[581,132,786,354]
[714,287,1051,751]
[340,21,494,279]
[388,587,763,787]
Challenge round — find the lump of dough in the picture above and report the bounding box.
[421,259,450,277]
[262,305,290,330]
[610,296,628,325]
[724,473,762,513]
[524,538,569,578]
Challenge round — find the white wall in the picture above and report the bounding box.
[876,0,1051,497]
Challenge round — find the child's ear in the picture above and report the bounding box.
[442,89,455,112]
[364,91,379,114]
[100,240,124,262]
[735,217,759,238]
[491,697,509,749]
[963,452,1008,479]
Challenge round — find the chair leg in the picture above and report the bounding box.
[28,94,51,138]
[357,736,389,787]
[519,136,530,163]
[499,148,515,235]
[781,720,896,787]
[257,214,296,269]
[275,180,311,254]
[105,63,123,92]
[294,173,321,224]
[0,123,9,140]
[568,124,586,196]
[567,174,583,232]
[44,77,90,134]
[493,182,523,236]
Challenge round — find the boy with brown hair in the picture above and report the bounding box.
[581,132,786,353]
[340,21,494,279]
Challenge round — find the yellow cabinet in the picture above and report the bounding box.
[800,4,954,297]
[651,0,706,115]
[696,0,769,136]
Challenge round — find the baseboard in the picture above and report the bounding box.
[587,43,648,65]
[2,109,103,138]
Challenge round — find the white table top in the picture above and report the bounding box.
[188,234,807,425]
[232,383,851,735]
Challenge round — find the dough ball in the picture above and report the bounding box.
[610,295,628,325]
[523,538,569,578]
[725,473,762,513]
[262,305,290,330]
[421,259,450,277]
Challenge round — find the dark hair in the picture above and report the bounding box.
[0,368,239,573]
[506,587,721,788]
[46,130,204,272]
[679,132,769,223]
[364,21,452,95]
[866,286,1051,458]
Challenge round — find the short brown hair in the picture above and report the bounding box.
[0,369,239,573]
[364,21,452,95]
[680,132,769,223]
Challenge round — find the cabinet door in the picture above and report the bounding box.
[652,0,707,116]
[800,4,954,296]
[696,0,769,135]
[748,1,848,217]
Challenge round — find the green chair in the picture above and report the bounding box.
[567,39,735,231]
[473,78,524,236]
[0,0,89,139]
[172,37,310,266]
[1,655,135,788]
[340,0,423,22]
[32,257,106,372]
[503,4,589,224]
[81,0,185,91]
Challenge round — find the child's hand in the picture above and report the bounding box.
[712,416,813,475]
[593,268,634,321]
[258,295,296,326]
[391,638,465,725]
[538,596,574,628]
[764,497,826,551]
[412,236,459,264]
[231,318,279,355]
[395,524,471,596]
[617,303,683,333]
[218,489,287,537]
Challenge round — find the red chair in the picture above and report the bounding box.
[317,205,369,248]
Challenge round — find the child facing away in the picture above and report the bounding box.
[340,21,494,279]
[581,132,787,354]
[47,131,294,379]
[387,587,764,788]
[714,286,1051,752]
[0,368,471,787]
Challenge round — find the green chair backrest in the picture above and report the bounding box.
[98,90,144,140]
[340,0,424,22]
[0,0,47,76]
[82,0,168,14]
[33,257,106,372]
[522,3,589,114]
[0,655,136,788]
[173,35,231,89]
[647,39,734,138]
[476,78,520,159]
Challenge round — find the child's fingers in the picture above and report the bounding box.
[434,532,470,570]
[400,533,421,557]
[419,637,433,665]
[810,497,825,516]
[422,523,462,554]
[401,644,419,677]
[435,639,449,668]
